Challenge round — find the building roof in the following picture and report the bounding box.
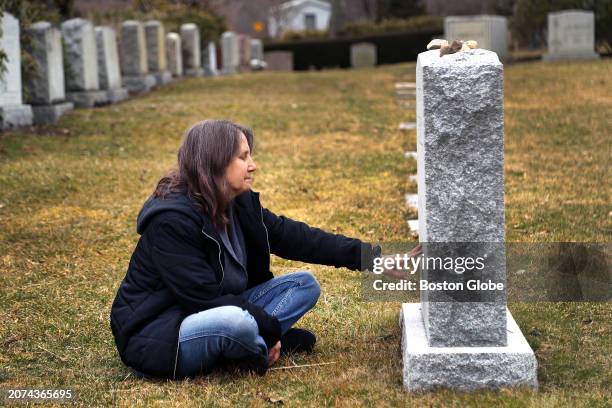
[270,0,331,13]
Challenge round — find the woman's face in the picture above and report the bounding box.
[225,133,256,198]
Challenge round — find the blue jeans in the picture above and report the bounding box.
[175,271,320,377]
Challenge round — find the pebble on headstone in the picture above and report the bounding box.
[0,12,33,129]
[166,32,183,77]
[543,10,599,61]
[180,23,204,76]
[144,20,172,85]
[120,20,156,93]
[221,31,240,75]
[202,42,218,76]
[444,15,508,59]
[400,48,537,391]
[350,42,377,68]
[24,21,73,124]
[95,26,128,104]
[61,18,108,107]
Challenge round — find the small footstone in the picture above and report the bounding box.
[399,122,416,131]
[405,193,418,209]
[31,102,74,125]
[404,151,417,160]
[407,219,419,232]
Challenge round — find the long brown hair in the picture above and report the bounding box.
[153,119,254,228]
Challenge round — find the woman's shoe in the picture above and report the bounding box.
[280,328,316,355]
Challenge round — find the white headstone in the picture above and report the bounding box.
[221,31,239,74]
[144,20,167,72]
[95,26,122,90]
[0,12,33,128]
[543,10,599,61]
[250,39,263,62]
[25,22,65,104]
[350,42,377,68]
[180,23,203,76]
[61,18,100,91]
[166,32,183,77]
[203,42,218,76]
[120,20,148,75]
[444,15,508,59]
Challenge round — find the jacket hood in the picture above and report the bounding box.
[136,194,202,235]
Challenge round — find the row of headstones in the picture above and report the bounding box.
[445,10,599,61]
[349,9,601,70]
[0,12,266,129]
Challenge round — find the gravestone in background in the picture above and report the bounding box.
[61,18,108,107]
[180,23,204,76]
[144,20,172,85]
[202,42,218,76]
[221,31,239,75]
[350,42,377,68]
[444,15,508,59]
[120,20,156,93]
[24,22,73,124]
[166,32,183,77]
[400,49,538,391]
[238,34,252,72]
[249,39,265,70]
[95,26,128,103]
[0,12,33,129]
[264,51,293,71]
[543,10,599,61]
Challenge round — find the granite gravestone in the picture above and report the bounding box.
[180,23,203,76]
[120,20,156,93]
[61,18,108,107]
[24,22,73,124]
[202,42,218,76]
[444,15,508,59]
[221,31,239,75]
[95,26,128,103]
[0,12,33,129]
[350,42,377,68]
[238,34,252,72]
[400,49,538,391]
[166,32,183,77]
[264,51,293,72]
[543,10,599,61]
[144,20,172,85]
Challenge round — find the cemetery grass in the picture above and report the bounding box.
[0,59,610,407]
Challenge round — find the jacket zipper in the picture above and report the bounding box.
[173,229,225,379]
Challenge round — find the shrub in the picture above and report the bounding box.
[281,29,330,41]
[340,15,443,37]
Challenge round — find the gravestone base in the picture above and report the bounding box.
[184,67,204,77]
[66,90,108,108]
[105,88,129,104]
[0,105,33,129]
[543,51,599,61]
[122,74,156,93]
[31,102,73,124]
[153,71,172,85]
[400,303,538,392]
[221,68,237,75]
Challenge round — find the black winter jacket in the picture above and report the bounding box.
[110,190,371,379]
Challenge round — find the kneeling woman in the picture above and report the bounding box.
[110,119,377,379]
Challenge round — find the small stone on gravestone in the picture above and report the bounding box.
[444,15,508,59]
[144,20,172,85]
[166,32,183,77]
[221,31,240,74]
[543,10,599,61]
[0,12,33,128]
[427,39,448,50]
[202,42,218,76]
[61,18,108,108]
[263,51,293,72]
[180,23,204,76]
[24,21,73,124]
[95,26,128,104]
[401,48,537,391]
[120,20,156,93]
[350,42,377,68]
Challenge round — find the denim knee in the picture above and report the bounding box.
[180,306,259,344]
[293,271,321,309]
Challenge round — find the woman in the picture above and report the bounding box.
[110,119,378,379]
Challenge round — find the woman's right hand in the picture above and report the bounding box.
[268,341,281,366]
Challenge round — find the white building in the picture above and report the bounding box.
[268,0,331,38]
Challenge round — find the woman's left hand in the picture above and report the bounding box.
[268,341,281,366]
